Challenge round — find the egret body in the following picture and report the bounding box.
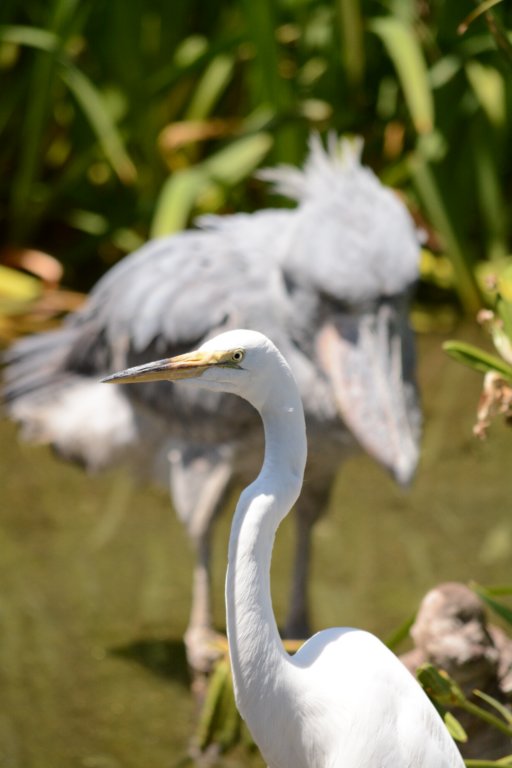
[103,329,463,768]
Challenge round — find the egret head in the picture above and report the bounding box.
[101,329,290,411]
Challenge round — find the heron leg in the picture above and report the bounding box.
[284,484,331,640]
[169,444,233,676]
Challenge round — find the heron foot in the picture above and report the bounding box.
[185,625,228,676]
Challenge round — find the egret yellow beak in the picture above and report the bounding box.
[101,349,218,384]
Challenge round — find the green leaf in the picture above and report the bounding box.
[60,64,136,184]
[0,24,57,52]
[195,658,230,751]
[442,341,512,381]
[473,690,512,726]
[384,611,416,650]
[476,585,512,597]
[185,54,235,121]
[466,61,506,127]
[336,0,365,87]
[472,130,508,262]
[471,584,512,626]
[410,153,481,314]
[150,167,205,236]
[369,16,433,134]
[202,132,273,187]
[444,711,468,743]
[416,663,464,707]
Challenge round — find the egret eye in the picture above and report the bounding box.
[232,349,245,363]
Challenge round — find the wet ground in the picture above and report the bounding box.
[0,325,511,767]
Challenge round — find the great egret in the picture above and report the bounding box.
[3,135,421,673]
[102,329,463,768]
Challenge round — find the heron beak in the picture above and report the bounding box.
[316,305,421,485]
[101,349,217,384]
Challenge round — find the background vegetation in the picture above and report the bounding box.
[0,0,511,314]
[1,1,512,765]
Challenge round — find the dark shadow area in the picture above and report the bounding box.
[111,637,191,688]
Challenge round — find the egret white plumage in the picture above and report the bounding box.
[102,329,463,768]
[3,135,421,673]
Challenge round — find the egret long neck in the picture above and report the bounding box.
[226,381,307,720]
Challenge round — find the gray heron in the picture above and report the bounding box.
[3,135,421,674]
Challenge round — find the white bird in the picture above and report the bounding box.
[103,329,463,768]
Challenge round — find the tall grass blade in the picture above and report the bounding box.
[410,153,481,313]
[458,0,504,35]
[60,64,136,184]
[150,168,205,237]
[471,583,512,626]
[336,0,365,87]
[185,54,235,121]
[466,61,506,127]
[8,5,66,241]
[369,16,434,134]
[239,0,297,161]
[0,24,58,51]
[472,132,508,262]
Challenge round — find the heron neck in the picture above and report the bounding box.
[225,387,307,721]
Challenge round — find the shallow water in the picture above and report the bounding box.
[0,325,511,767]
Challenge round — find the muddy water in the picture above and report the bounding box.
[0,326,510,767]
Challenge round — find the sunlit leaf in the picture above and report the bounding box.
[202,132,273,186]
[0,264,41,309]
[185,54,235,121]
[150,167,205,236]
[0,24,57,51]
[443,341,512,381]
[466,61,506,127]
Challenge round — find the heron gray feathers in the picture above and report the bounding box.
[3,134,422,673]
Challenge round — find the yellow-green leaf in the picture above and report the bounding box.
[0,265,41,315]
[466,61,506,127]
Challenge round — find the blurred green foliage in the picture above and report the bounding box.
[444,265,512,438]
[0,0,511,308]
